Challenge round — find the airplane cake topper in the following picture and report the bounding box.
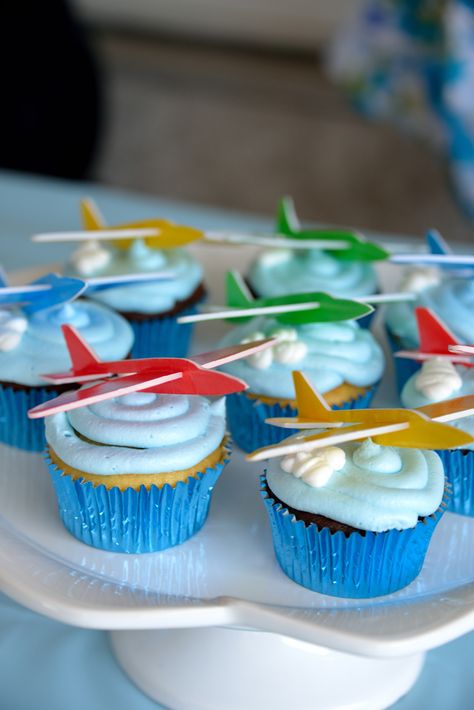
[31,197,390,257]
[27,326,275,419]
[391,229,474,271]
[0,269,175,315]
[246,371,474,462]
[395,307,474,365]
[178,270,417,325]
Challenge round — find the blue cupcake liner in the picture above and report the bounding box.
[436,448,474,517]
[358,306,376,330]
[226,382,379,453]
[46,446,230,553]
[127,303,199,359]
[261,476,447,598]
[0,384,59,452]
[385,325,421,395]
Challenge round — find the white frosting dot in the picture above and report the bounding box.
[281,445,346,488]
[415,357,462,401]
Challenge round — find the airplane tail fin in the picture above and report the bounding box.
[226,270,254,308]
[0,265,8,288]
[293,372,335,422]
[416,307,459,354]
[80,198,106,231]
[426,229,450,255]
[276,196,299,236]
[61,325,101,373]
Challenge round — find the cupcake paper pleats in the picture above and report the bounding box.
[261,477,447,598]
[436,448,474,517]
[0,384,60,452]
[46,448,230,553]
[127,303,200,359]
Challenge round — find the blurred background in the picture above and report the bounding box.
[2,0,473,241]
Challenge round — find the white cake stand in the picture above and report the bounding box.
[2,254,474,710]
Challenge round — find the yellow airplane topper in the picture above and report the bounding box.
[80,198,204,250]
[247,371,474,462]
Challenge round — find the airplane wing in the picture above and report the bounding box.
[417,394,474,423]
[265,417,344,429]
[191,338,275,369]
[247,422,409,462]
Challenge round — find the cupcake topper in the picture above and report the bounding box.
[246,372,474,461]
[273,196,389,261]
[27,326,276,419]
[31,197,390,256]
[395,307,474,365]
[178,271,418,325]
[449,344,474,356]
[391,229,474,273]
[0,270,175,314]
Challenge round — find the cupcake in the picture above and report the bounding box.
[401,358,474,516]
[67,235,205,358]
[218,317,384,452]
[260,438,448,598]
[0,297,133,452]
[246,198,387,328]
[44,391,229,553]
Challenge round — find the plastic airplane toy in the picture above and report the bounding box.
[27,325,275,419]
[246,371,474,461]
[395,307,474,365]
[391,229,474,271]
[31,197,390,256]
[178,270,374,325]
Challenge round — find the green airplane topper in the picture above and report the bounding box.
[276,197,389,262]
[225,271,373,324]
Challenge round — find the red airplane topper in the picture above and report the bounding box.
[395,307,474,365]
[27,325,275,419]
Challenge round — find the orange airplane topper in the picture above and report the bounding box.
[246,372,474,462]
[27,325,275,419]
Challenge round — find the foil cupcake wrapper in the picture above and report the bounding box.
[46,448,230,553]
[226,382,379,453]
[0,384,58,452]
[358,306,376,330]
[260,476,446,598]
[436,448,474,517]
[385,326,421,395]
[127,304,199,359]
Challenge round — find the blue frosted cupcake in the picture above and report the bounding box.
[262,439,447,598]
[218,317,384,452]
[45,392,229,553]
[247,249,378,329]
[401,359,474,516]
[67,238,205,358]
[385,274,474,391]
[0,301,133,452]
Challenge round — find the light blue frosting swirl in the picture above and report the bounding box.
[267,440,445,532]
[247,248,377,298]
[385,278,474,347]
[401,366,474,450]
[45,392,226,475]
[0,301,134,386]
[218,317,384,399]
[68,240,203,314]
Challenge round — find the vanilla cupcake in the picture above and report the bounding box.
[218,317,384,452]
[45,391,229,552]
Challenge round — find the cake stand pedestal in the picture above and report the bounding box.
[111,627,424,710]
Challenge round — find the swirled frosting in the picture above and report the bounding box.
[0,300,134,386]
[401,362,474,450]
[247,248,377,299]
[267,439,445,531]
[45,392,226,474]
[68,239,203,314]
[218,316,384,399]
[386,277,474,347]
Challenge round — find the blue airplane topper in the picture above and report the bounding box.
[391,229,474,271]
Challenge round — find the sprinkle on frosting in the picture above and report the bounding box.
[281,446,346,488]
[0,309,27,351]
[415,358,462,401]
